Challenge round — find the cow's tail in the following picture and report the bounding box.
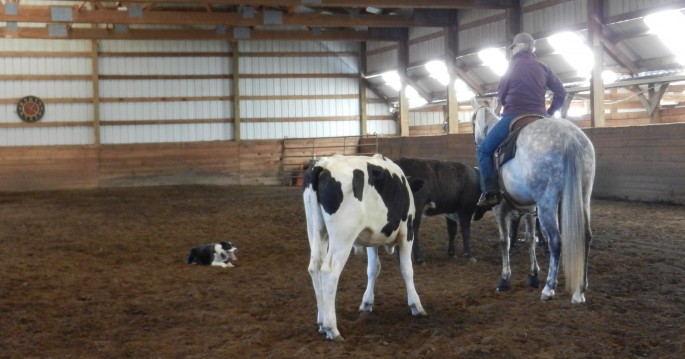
[303,165,325,240]
[561,137,586,298]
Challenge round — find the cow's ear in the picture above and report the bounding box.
[408,177,424,193]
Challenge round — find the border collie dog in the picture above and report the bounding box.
[187,241,238,268]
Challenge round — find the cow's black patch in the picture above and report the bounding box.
[317,169,344,215]
[352,169,364,201]
[407,214,414,242]
[366,163,411,237]
[302,165,317,192]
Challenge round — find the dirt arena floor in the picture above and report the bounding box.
[1,185,683,358]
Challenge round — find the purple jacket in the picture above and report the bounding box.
[497,52,566,116]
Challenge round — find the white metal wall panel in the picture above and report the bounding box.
[100,40,230,53]
[100,123,231,144]
[0,38,90,52]
[98,40,233,144]
[409,111,443,126]
[368,49,398,74]
[240,99,357,120]
[241,120,359,140]
[409,29,445,65]
[239,56,357,75]
[239,40,358,53]
[100,79,229,98]
[0,80,92,99]
[458,20,507,51]
[0,38,93,147]
[366,120,396,136]
[100,57,229,75]
[605,0,683,18]
[522,0,588,35]
[238,40,360,139]
[100,101,231,122]
[458,8,506,24]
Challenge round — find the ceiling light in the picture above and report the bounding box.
[644,10,685,65]
[381,71,401,92]
[478,48,508,77]
[602,70,617,84]
[548,31,594,79]
[425,60,450,86]
[454,79,475,100]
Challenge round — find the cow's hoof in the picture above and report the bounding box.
[541,287,555,301]
[528,274,540,288]
[323,328,344,342]
[496,278,511,292]
[410,304,427,316]
[359,302,373,312]
[465,255,477,263]
[448,250,456,257]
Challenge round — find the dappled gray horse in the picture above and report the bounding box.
[472,100,595,304]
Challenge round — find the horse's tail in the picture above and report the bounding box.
[561,137,586,297]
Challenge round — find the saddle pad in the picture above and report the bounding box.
[494,114,544,170]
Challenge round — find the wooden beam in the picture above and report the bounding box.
[90,0,515,10]
[0,5,433,28]
[0,26,395,41]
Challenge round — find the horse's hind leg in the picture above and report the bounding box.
[577,203,593,303]
[523,213,540,288]
[538,207,561,301]
[493,204,513,292]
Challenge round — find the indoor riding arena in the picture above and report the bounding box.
[1,1,684,358]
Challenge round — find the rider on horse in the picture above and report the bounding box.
[476,32,567,209]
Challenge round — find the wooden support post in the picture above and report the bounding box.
[232,42,241,141]
[445,23,459,134]
[359,42,368,136]
[588,0,606,127]
[398,29,410,137]
[90,39,100,145]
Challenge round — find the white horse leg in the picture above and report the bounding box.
[398,235,426,316]
[538,207,561,301]
[319,232,356,342]
[360,247,380,312]
[493,204,513,292]
[574,201,593,303]
[524,213,540,288]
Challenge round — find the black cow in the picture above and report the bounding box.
[395,157,484,264]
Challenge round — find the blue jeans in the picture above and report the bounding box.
[476,113,519,194]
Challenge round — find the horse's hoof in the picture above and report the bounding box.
[541,288,555,301]
[496,278,511,292]
[410,304,427,316]
[467,256,477,263]
[324,328,344,342]
[528,275,540,288]
[571,293,586,304]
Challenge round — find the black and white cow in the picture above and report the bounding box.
[302,154,426,341]
[394,157,484,264]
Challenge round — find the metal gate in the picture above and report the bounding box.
[280,135,379,186]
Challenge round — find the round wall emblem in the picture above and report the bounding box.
[17,95,46,123]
